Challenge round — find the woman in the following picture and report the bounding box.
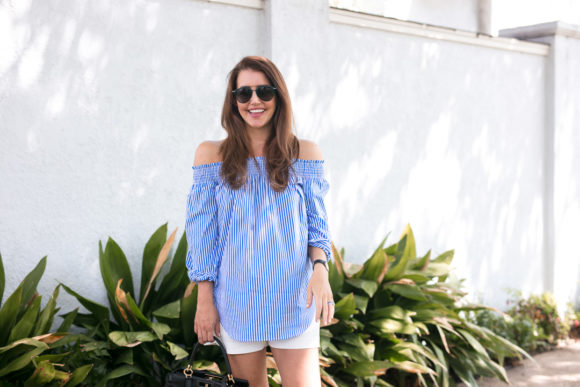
[185,56,333,386]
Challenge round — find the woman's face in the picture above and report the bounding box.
[235,69,277,132]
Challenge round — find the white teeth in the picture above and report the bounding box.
[249,109,264,113]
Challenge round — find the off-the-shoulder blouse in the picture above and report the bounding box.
[185,157,331,341]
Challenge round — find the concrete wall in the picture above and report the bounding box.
[1,0,579,313]
[330,0,479,32]
[0,0,263,307]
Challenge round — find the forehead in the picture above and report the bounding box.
[236,69,270,87]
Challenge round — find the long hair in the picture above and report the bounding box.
[220,56,299,192]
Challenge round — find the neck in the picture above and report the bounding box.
[246,126,272,157]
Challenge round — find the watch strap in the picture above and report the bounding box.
[312,259,328,271]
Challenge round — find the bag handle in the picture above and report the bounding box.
[185,335,235,384]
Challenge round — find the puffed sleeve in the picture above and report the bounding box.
[299,160,332,262]
[185,164,220,282]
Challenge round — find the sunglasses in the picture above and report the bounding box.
[232,85,277,103]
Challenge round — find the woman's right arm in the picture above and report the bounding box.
[194,281,220,343]
[187,141,222,343]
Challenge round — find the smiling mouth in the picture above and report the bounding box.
[249,109,265,113]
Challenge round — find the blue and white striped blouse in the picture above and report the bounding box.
[185,156,331,341]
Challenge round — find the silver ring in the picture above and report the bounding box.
[327,301,335,306]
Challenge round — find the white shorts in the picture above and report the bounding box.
[218,320,320,355]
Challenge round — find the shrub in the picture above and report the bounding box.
[475,291,575,354]
[0,254,91,385]
[320,225,529,387]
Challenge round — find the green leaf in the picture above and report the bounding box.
[0,285,23,345]
[8,295,41,342]
[422,263,451,277]
[139,223,168,306]
[344,360,393,377]
[328,259,344,296]
[391,360,435,375]
[57,308,78,332]
[403,272,431,284]
[0,338,47,353]
[109,331,157,347]
[355,235,389,282]
[369,318,419,335]
[0,346,46,377]
[167,341,189,360]
[153,300,181,319]
[368,305,414,321]
[95,365,148,387]
[433,250,454,265]
[151,322,171,340]
[384,238,411,281]
[125,292,152,328]
[20,257,47,307]
[66,364,93,387]
[34,285,60,336]
[181,283,197,346]
[352,294,370,314]
[386,284,428,301]
[0,253,5,305]
[100,238,135,306]
[60,284,109,333]
[156,232,189,306]
[24,359,55,386]
[409,250,431,271]
[458,329,490,360]
[345,278,378,297]
[114,348,134,366]
[334,293,357,320]
[399,225,416,260]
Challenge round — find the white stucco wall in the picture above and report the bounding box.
[0,0,263,307]
[552,35,580,310]
[329,0,479,32]
[1,0,578,315]
[491,0,580,36]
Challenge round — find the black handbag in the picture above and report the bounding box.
[164,336,249,387]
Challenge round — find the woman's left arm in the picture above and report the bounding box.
[306,246,335,326]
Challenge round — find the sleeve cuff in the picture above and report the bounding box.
[187,270,216,283]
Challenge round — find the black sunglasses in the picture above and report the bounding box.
[232,85,277,103]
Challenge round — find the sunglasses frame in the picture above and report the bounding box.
[232,85,277,103]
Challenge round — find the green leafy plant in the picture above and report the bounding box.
[476,291,573,354]
[0,254,91,385]
[320,226,530,387]
[60,223,214,386]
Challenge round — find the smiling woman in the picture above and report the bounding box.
[185,56,333,387]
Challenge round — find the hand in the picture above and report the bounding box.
[194,300,220,344]
[194,282,220,344]
[306,264,335,326]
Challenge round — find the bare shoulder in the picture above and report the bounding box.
[193,140,224,166]
[298,139,323,160]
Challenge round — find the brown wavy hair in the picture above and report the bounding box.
[220,56,299,192]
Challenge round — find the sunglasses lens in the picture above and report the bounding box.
[235,87,252,103]
[234,86,276,103]
[256,86,275,101]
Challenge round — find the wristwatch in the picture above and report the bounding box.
[312,259,328,271]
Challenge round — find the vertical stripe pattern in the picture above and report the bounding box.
[184,157,332,341]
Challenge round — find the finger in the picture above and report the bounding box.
[315,295,322,323]
[322,300,329,326]
[215,322,221,338]
[306,287,313,308]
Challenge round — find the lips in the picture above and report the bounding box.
[248,108,265,118]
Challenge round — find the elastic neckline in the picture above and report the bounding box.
[191,157,326,182]
[192,156,324,169]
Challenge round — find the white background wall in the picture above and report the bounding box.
[1,0,579,313]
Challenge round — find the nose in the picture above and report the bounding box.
[248,88,261,104]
